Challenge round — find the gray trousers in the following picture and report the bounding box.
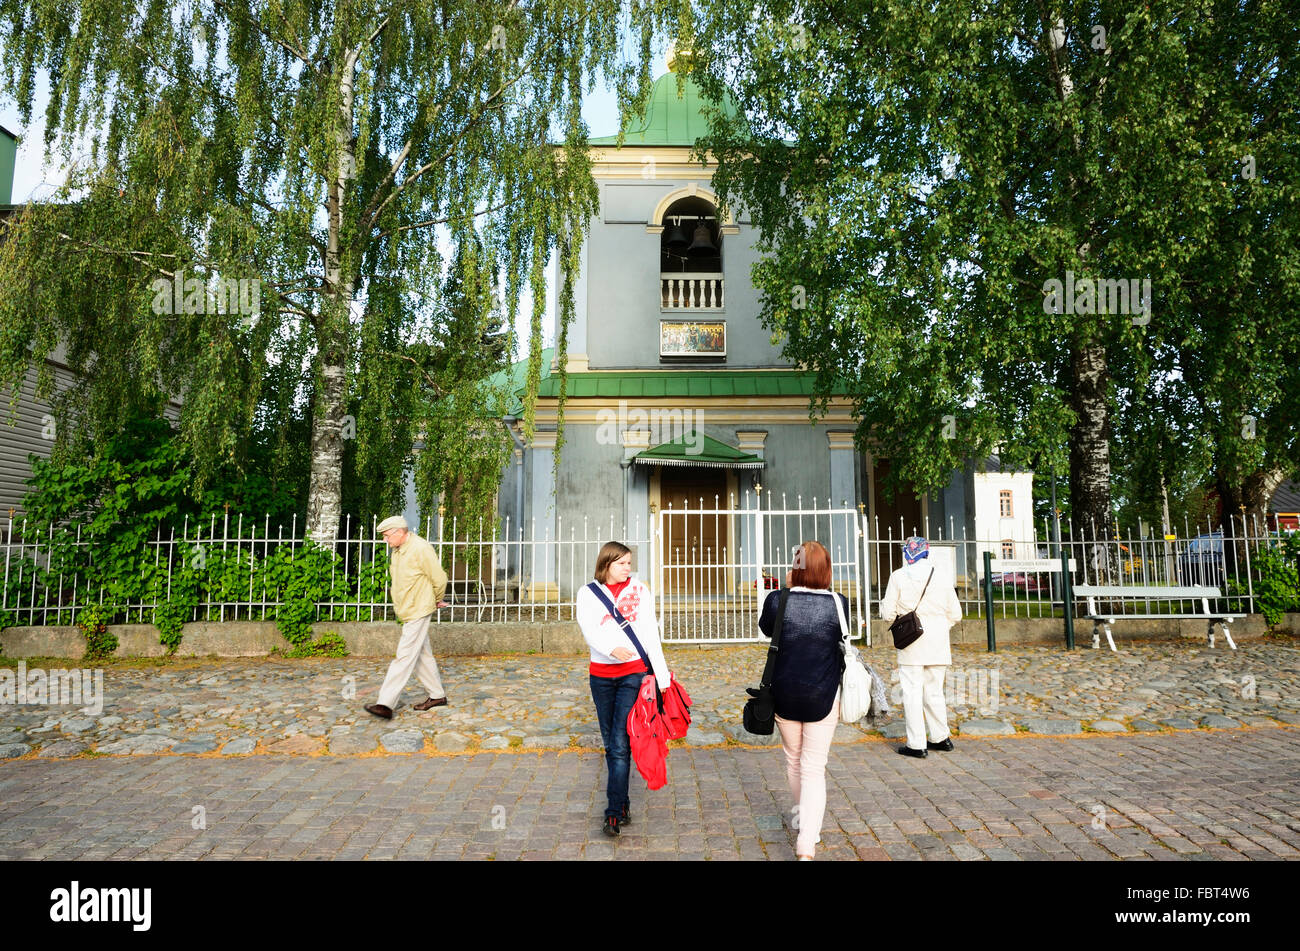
[377,614,445,708]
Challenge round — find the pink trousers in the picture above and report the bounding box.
[775,695,839,858]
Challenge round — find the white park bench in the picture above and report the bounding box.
[1072,584,1246,652]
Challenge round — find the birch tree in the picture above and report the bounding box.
[0,0,674,541]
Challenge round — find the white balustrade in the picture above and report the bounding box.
[661,273,724,310]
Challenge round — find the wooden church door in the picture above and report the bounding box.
[659,468,728,597]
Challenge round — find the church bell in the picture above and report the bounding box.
[664,221,689,250]
[686,221,718,257]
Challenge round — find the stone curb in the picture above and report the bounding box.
[2,719,1296,760]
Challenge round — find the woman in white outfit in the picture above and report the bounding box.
[880,536,963,758]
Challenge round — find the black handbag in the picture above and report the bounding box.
[889,568,934,650]
[743,587,791,735]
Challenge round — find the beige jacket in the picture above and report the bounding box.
[880,560,963,666]
[389,533,448,622]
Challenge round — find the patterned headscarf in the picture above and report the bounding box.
[902,536,929,564]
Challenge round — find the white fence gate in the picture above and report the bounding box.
[654,498,867,643]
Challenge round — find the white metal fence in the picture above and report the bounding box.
[655,496,865,642]
[0,511,650,629]
[2,506,1295,640]
[863,510,1297,621]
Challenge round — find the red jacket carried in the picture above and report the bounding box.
[626,674,692,790]
[660,677,692,739]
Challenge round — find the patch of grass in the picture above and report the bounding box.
[281,630,349,658]
[0,654,179,670]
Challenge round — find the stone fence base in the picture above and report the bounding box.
[0,620,587,659]
[943,613,1294,647]
[0,613,1295,659]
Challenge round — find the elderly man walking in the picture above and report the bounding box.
[365,515,450,719]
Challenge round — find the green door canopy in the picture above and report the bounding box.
[634,433,764,469]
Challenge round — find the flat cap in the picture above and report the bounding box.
[376,515,409,534]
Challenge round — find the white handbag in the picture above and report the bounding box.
[831,593,873,723]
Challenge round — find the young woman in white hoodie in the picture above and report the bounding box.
[575,541,671,836]
[880,536,964,758]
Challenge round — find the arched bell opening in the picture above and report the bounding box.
[660,196,721,274]
[660,197,723,310]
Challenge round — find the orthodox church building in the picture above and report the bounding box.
[484,53,1030,600]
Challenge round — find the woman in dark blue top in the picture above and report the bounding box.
[758,541,847,860]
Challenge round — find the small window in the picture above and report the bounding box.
[999,490,1013,517]
[1001,540,1014,559]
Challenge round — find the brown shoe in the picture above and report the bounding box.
[413,696,448,711]
[364,703,393,719]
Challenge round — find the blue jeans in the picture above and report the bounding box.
[589,672,643,819]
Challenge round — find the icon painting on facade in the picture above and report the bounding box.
[660,320,726,357]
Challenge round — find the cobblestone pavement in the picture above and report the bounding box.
[1,728,1297,860]
[1,640,1297,757]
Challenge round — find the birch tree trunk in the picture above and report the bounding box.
[1068,341,1113,542]
[307,48,361,545]
[307,348,348,545]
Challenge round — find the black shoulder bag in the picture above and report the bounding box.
[743,587,791,735]
[889,568,934,650]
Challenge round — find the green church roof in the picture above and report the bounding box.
[588,71,738,148]
[533,369,849,399]
[491,347,555,416]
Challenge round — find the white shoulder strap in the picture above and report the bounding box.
[831,592,850,641]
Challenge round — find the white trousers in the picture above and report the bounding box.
[898,664,949,751]
[776,697,840,859]
[377,614,445,709]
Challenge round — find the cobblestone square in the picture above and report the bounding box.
[2,642,1298,860]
